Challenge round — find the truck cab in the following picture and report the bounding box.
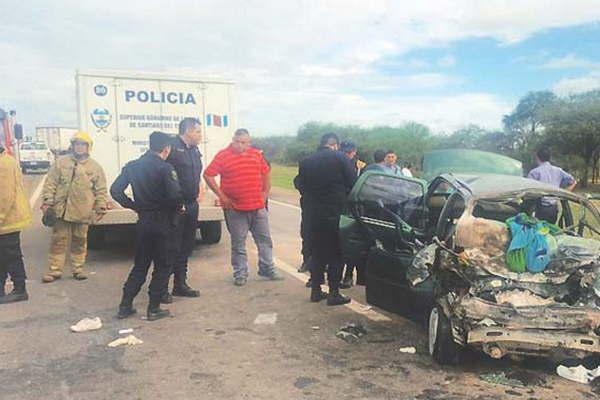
[19,141,52,173]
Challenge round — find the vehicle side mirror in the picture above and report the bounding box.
[13,124,23,140]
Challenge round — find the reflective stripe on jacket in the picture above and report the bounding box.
[0,151,32,235]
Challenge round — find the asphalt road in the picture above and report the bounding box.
[0,174,596,400]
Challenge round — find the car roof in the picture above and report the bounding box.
[449,173,560,195]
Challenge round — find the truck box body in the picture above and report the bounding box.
[36,127,78,154]
[76,70,235,241]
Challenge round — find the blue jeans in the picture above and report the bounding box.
[224,208,274,279]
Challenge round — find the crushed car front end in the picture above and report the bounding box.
[414,178,600,363]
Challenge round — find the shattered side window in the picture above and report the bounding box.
[473,199,521,223]
[357,174,423,225]
[565,200,600,240]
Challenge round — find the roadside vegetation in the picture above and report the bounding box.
[256,89,600,190]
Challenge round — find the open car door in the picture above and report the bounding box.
[340,171,429,318]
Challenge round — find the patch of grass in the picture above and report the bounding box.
[270,163,297,191]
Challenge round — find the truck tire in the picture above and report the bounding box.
[428,306,461,365]
[87,226,106,249]
[199,221,222,244]
[21,167,27,174]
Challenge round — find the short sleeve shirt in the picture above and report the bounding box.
[527,162,575,205]
[204,145,270,211]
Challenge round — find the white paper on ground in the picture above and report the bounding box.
[108,335,143,348]
[70,317,102,333]
[253,313,278,325]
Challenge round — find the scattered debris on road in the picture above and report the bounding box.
[479,371,525,388]
[254,313,278,325]
[556,363,600,384]
[399,347,416,354]
[108,334,143,348]
[336,323,367,343]
[70,317,102,333]
[311,326,320,330]
[118,328,134,335]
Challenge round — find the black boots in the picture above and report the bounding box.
[327,289,351,306]
[160,293,173,304]
[0,283,28,304]
[310,286,328,302]
[147,300,170,321]
[172,282,200,297]
[117,295,137,319]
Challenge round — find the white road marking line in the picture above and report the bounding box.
[269,199,300,211]
[272,255,392,322]
[29,176,46,208]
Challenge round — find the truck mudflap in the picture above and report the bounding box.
[468,327,600,359]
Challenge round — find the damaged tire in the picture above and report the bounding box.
[429,306,461,365]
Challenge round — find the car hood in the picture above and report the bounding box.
[422,149,523,181]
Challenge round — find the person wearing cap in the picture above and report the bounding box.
[40,132,107,283]
[0,143,32,304]
[111,132,183,321]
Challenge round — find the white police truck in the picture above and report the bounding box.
[76,70,236,247]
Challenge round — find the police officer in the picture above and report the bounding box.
[110,131,183,321]
[163,117,203,301]
[296,133,357,305]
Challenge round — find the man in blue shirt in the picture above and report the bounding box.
[527,147,577,224]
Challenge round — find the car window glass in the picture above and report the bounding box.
[357,174,423,225]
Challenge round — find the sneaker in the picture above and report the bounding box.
[42,272,62,283]
[233,277,247,286]
[258,269,284,281]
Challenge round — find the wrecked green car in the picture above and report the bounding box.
[341,149,600,364]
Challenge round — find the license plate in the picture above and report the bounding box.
[30,161,38,165]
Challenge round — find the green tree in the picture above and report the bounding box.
[543,90,600,187]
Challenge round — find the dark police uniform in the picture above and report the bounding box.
[166,136,203,291]
[296,146,357,295]
[110,151,183,311]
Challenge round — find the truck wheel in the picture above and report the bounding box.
[87,226,106,249]
[199,221,222,244]
[21,167,27,174]
[429,306,461,365]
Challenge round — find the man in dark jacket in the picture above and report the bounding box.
[111,131,183,321]
[296,133,357,305]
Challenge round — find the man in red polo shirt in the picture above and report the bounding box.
[204,128,283,286]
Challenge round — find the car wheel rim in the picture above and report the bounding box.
[428,307,439,356]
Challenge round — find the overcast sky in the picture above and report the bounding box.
[2,0,600,136]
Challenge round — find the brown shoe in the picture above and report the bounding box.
[42,272,62,283]
[72,272,88,281]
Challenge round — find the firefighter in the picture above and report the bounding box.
[41,132,107,283]
[0,142,32,304]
